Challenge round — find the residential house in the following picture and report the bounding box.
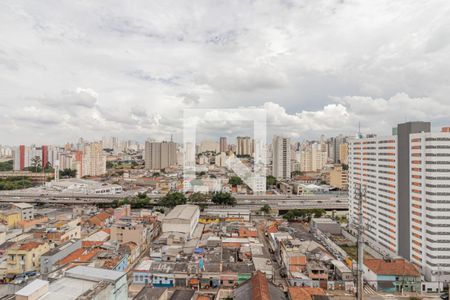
[7,241,50,275]
[363,258,421,293]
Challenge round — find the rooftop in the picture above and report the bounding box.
[165,205,199,220]
[13,202,34,209]
[65,265,126,283]
[364,258,420,276]
[15,279,48,297]
[288,287,325,300]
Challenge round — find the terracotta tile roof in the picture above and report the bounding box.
[251,271,270,300]
[364,258,420,276]
[223,242,241,248]
[288,287,325,300]
[82,241,104,248]
[290,256,307,265]
[19,242,42,251]
[96,212,112,221]
[58,248,101,266]
[239,227,258,238]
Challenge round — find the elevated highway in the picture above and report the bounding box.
[0,191,348,210]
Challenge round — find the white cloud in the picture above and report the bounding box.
[0,0,449,144]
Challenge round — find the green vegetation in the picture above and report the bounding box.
[342,164,348,171]
[211,192,236,206]
[112,192,153,208]
[107,160,140,170]
[195,171,206,177]
[59,168,77,178]
[266,175,276,188]
[283,209,326,222]
[291,170,303,177]
[228,176,243,186]
[189,192,208,203]
[0,160,13,171]
[260,204,271,214]
[0,177,34,190]
[158,191,187,208]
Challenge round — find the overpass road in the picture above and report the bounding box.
[0,191,348,210]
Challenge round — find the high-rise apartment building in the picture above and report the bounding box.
[300,142,328,172]
[236,136,252,156]
[219,137,227,153]
[81,142,106,177]
[339,143,349,165]
[348,135,399,253]
[348,121,445,280]
[409,128,450,281]
[272,136,291,180]
[12,145,59,171]
[145,141,177,170]
[328,135,345,164]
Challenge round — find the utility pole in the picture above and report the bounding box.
[356,183,365,300]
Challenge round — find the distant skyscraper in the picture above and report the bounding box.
[236,136,252,156]
[145,141,177,170]
[272,136,291,180]
[81,142,106,177]
[300,142,327,172]
[219,137,227,153]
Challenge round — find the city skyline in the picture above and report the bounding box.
[1,1,449,144]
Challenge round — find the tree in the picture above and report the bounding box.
[228,176,243,186]
[266,175,276,188]
[211,192,236,206]
[260,204,271,215]
[159,191,187,208]
[291,170,303,177]
[189,192,208,203]
[0,160,13,171]
[60,168,77,178]
[31,156,42,173]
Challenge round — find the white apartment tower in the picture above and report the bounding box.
[409,128,450,281]
[272,136,291,180]
[348,135,399,253]
[348,122,450,281]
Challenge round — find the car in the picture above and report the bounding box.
[440,292,449,300]
[300,238,305,242]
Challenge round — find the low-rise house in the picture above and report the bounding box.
[221,262,255,287]
[133,260,153,285]
[12,203,34,221]
[0,209,21,228]
[40,239,82,274]
[111,221,148,252]
[288,287,325,300]
[16,266,128,300]
[134,286,169,300]
[149,261,176,288]
[7,241,50,275]
[234,271,286,300]
[363,258,421,293]
[87,211,113,227]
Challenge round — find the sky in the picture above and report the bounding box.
[0,0,449,145]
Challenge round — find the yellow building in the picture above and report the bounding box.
[339,143,349,165]
[6,241,50,275]
[329,164,348,190]
[0,210,22,228]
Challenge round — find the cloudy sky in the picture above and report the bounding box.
[1,0,449,145]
